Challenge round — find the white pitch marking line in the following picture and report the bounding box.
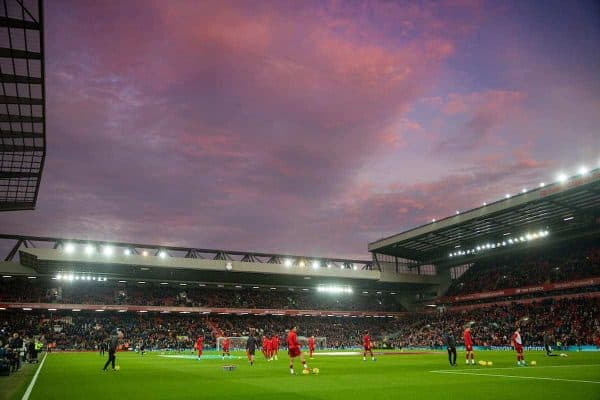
[430,363,600,372]
[21,352,48,400]
[430,370,600,384]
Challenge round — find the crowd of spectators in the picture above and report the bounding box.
[1,296,598,353]
[0,279,404,312]
[446,244,600,296]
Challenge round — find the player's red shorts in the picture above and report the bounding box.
[288,347,301,357]
[514,344,523,353]
[465,344,473,352]
[363,346,371,351]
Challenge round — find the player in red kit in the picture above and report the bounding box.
[463,326,475,365]
[221,337,230,359]
[308,335,316,359]
[195,336,203,359]
[271,334,279,360]
[287,326,308,375]
[262,335,271,360]
[512,327,527,366]
[362,330,375,361]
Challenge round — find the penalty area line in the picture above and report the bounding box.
[21,352,48,400]
[430,370,600,384]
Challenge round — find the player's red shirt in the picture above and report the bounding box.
[308,337,315,349]
[512,331,522,346]
[363,334,371,348]
[271,336,279,349]
[195,337,203,349]
[287,331,299,350]
[463,329,472,346]
[262,337,270,350]
[222,338,229,350]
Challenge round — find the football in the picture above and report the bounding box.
[487,361,493,366]
[302,369,310,375]
[531,361,536,366]
[114,365,120,371]
[312,368,320,375]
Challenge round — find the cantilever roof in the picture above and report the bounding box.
[369,168,600,265]
[0,0,45,211]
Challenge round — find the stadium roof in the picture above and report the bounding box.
[0,0,45,211]
[369,167,600,267]
[0,234,442,291]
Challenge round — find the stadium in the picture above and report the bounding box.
[1,1,599,400]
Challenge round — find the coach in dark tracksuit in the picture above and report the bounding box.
[103,329,124,371]
[444,331,457,366]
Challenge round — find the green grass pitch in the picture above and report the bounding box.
[6,350,600,400]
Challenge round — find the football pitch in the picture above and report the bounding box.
[5,350,600,400]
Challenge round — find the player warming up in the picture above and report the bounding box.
[463,326,475,365]
[512,327,527,366]
[195,336,203,359]
[287,326,308,375]
[221,337,230,359]
[308,335,316,359]
[102,328,124,371]
[246,332,257,366]
[271,334,279,361]
[362,330,375,361]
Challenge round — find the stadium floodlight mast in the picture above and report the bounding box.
[449,230,549,258]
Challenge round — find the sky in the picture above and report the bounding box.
[1,0,599,259]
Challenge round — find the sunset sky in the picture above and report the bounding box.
[1,0,599,259]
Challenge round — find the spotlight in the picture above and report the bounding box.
[102,246,113,256]
[482,202,487,206]
[311,260,320,269]
[225,262,233,271]
[432,218,436,222]
[56,274,62,280]
[64,243,75,254]
[298,260,306,268]
[556,172,567,183]
[455,210,460,215]
[353,264,358,270]
[284,259,293,267]
[539,182,545,188]
[142,250,148,256]
[505,194,510,199]
[124,249,131,256]
[84,244,95,255]
[578,166,589,175]
[327,263,332,268]
[521,188,527,193]
[159,250,167,258]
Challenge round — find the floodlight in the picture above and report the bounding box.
[284,259,293,267]
[56,274,62,280]
[159,250,167,258]
[299,260,306,268]
[84,244,95,255]
[432,218,436,222]
[556,172,567,183]
[311,260,320,269]
[539,182,545,187]
[103,246,113,256]
[124,249,131,256]
[505,194,510,199]
[521,188,527,193]
[142,250,148,256]
[578,166,589,175]
[225,262,233,271]
[64,243,75,254]
[482,202,487,206]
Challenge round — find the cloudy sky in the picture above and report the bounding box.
[1,0,599,259]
